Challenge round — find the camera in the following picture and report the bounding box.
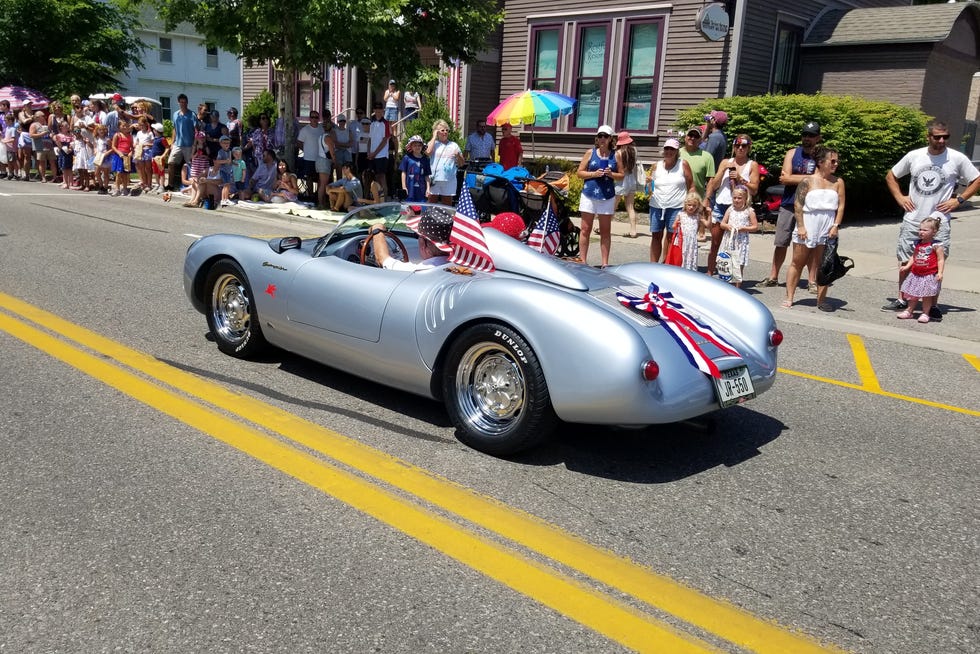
[704,114,713,122]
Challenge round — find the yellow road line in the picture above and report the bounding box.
[778,368,980,417]
[0,309,717,654]
[965,354,980,373]
[846,334,880,390]
[0,291,845,654]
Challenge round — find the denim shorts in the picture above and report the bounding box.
[711,202,730,224]
[650,206,681,233]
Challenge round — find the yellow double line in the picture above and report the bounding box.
[0,292,842,654]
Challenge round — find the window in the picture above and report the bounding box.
[619,20,661,132]
[159,37,172,64]
[206,45,219,69]
[529,27,562,127]
[772,23,803,94]
[204,101,216,113]
[296,80,313,117]
[572,24,610,131]
[159,96,171,121]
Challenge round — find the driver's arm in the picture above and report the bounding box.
[369,224,395,267]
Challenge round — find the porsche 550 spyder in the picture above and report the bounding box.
[183,202,781,456]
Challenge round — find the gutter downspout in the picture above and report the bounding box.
[725,0,748,97]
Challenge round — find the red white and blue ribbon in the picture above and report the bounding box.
[616,283,740,379]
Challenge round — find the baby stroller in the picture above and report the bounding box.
[466,167,579,258]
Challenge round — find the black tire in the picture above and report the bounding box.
[442,323,557,456]
[204,259,267,358]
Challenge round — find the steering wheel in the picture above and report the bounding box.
[360,229,409,267]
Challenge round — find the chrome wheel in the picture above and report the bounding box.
[443,323,556,455]
[454,343,526,435]
[210,273,251,344]
[204,259,266,358]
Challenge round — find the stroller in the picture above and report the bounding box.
[466,166,580,258]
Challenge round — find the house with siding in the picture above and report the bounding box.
[240,1,980,163]
[118,11,240,121]
[494,0,980,162]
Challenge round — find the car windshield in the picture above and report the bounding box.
[325,202,428,244]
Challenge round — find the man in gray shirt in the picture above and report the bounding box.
[701,110,728,168]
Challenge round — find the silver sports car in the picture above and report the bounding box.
[184,202,781,456]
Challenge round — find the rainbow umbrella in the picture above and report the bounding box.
[486,90,577,159]
[486,89,577,127]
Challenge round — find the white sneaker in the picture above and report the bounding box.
[220,199,231,207]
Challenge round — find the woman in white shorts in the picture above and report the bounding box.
[426,119,464,205]
[577,125,623,267]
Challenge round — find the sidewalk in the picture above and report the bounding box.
[582,203,980,294]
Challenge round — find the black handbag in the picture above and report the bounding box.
[817,238,854,286]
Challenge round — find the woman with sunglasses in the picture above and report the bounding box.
[577,125,624,267]
[784,146,845,310]
[703,133,760,276]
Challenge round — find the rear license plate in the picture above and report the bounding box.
[713,366,756,408]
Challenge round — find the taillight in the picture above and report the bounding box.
[769,329,784,347]
[641,360,660,381]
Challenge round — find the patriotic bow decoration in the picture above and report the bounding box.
[616,283,741,379]
[527,202,561,255]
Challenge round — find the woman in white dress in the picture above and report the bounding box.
[784,146,845,310]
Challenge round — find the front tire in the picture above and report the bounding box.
[205,259,266,358]
[442,324,556,456]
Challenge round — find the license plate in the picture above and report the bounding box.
[713,366,756,408]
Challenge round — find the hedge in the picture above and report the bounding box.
[674,94,930,211]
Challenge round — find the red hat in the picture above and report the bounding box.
[489,212,525,240]
[112,93,123,102]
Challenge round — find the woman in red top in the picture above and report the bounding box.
[110,119,134,196]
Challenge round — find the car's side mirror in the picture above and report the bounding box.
[268,236,301,253]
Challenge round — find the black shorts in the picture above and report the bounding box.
[298,158,317,178]
[371,157,388,174]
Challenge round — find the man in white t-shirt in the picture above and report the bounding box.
[883,120,980,316]
[367,102,390,199]
[296,110,323,199]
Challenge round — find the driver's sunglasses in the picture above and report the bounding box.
[930,134,951,140]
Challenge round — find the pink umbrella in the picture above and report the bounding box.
[0,85,51,110]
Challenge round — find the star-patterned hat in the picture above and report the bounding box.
[414,207,454,244]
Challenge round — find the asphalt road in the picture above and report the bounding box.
[1,183,978,654]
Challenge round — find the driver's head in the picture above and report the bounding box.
[418,235,442,259]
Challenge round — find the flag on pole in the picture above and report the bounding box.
[527,203,561,255]
[450,190,495,272]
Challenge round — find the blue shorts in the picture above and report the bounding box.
[649,206,681,233]
[384,107,399,122]
[711,203,730,224]
[219,168,234,185]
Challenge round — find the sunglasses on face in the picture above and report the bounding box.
[734,143,749,148]
[930,134,950,140]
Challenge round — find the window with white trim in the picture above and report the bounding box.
[526,14,665,134]
[772,23,803,94]
[206,45,219,69]
[159,96,171,121]
[159,37,173,64]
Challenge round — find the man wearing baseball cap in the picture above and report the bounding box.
[760,120,822,288]
[680,124,716,242]
[702,110,728,168]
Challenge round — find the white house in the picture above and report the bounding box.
[116,11,241,120]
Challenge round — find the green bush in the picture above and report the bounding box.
[162,119,173,138]
[243,89,278,131]
[399,97,463,153]
[674,94,929,211]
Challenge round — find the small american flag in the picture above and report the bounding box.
[527,203,561,255]
[450,190,495,272]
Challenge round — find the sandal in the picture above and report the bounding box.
[624,232,638,238]
[896,310,913,320]
[780,299,793,309]
[917,314,930,324]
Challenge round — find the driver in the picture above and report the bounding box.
[368,207,454,271]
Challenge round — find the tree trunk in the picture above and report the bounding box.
[281,67,297,167]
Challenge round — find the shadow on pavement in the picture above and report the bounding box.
[513,407,786,483]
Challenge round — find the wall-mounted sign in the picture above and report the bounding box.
[697,3,730,42]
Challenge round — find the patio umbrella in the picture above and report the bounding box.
[485,89,577,158]
[486,89,577,127]
[0,85,51,110]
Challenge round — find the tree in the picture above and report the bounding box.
[149,0,503,163]
[0,0,144,99]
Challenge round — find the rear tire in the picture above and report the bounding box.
[204,259,266,358]
[442,323,556,456]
